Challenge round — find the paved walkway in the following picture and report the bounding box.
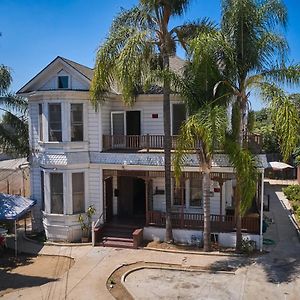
[3,183,300,299]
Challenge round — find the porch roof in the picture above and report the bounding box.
[90,152,268,169]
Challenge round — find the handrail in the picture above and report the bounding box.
[94,212,104,229]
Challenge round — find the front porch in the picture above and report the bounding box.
[96,169,261,248]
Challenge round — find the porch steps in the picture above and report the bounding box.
[96,223,137,249]
[100,236,134,249]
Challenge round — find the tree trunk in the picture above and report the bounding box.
[235,98,247,252]
[203,168,211,252]
[162,52,173,243]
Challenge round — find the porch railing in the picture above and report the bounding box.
[147,210,260,234]
[102,134,262,153]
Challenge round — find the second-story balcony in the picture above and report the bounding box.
[102,134,262,153]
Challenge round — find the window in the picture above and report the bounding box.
[48,104,62,141]
[50,173,63,214]
[41,171,45,211]
[190,177,202,207]
[172,103,186,135]
[71,104,84,141]
[173,180,186,206]
[38,104,43,141]
[58,76,69,89]
[72,173,85,214]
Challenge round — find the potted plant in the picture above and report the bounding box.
[78,205,96,243]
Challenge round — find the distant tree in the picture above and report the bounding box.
[0,65,29,157]
[253,108,280,154]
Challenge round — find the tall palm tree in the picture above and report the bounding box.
[188,0,300,250]
[0,65,29,157]
[90,0,212,242]
[174,104,227,251]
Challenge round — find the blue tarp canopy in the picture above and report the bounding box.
[0,193,36,221]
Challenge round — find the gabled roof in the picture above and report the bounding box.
[59,57,94,81]
[17,56,93,94]
[17,55,186,95]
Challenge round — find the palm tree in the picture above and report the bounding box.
[90,0,212,242]
[188,0,300,250]
[0,65,29,157]
[174,104,227,251]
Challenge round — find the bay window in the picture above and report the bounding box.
[72,172,85,214]
[50,173,63,214]
[48,103,62,142]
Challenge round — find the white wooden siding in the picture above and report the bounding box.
[88,104,101,151]
[88,168,102,220]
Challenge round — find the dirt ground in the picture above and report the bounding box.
[0,250,74,297]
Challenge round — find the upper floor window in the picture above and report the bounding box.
[38,104,43,141]
[72,172,85,214]
[172,103,186,135]
[58,76,69,89]
[71,104,83,141]
[50,173,63,214]
[48,103,62,142]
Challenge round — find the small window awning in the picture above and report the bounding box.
[0,193,36,221]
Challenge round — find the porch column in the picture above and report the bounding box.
[260,171,264,252]
[219,180,224,217]
[145,172,150,226]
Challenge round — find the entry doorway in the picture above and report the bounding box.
[117,176,146,219]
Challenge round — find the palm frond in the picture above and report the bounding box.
[174,104,227,184]
[225,136,259,215]
[0,65,12,95]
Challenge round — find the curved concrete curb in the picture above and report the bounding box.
[143,246,244,257]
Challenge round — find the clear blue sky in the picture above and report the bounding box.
[1,0,299,110]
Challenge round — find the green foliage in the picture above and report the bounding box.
[173,104,227,185]
[0,65,29,157]
[91,0,215,109]
[78,205,96,234]
[253,108,280,153]
[283,185,300,222]
[225,137,259,215]
[283,185,300,202]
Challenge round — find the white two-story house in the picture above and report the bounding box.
[18,56,268,248]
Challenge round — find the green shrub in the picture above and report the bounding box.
[283,185,300,201]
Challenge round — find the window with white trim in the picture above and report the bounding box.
[48,103,62,142]
[71,104,84,141]
[50,173,63,214]
[72,172,85,214]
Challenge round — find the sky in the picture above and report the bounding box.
[1,0,300,110]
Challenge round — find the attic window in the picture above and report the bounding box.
[58,76,69,89]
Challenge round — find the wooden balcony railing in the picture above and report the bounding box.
[102,134,262,153]
[147,210,260,234]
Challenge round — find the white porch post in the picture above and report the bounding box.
[260,171,264,252]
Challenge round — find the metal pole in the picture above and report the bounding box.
[260,172,264,252]
[15,220,17,258]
